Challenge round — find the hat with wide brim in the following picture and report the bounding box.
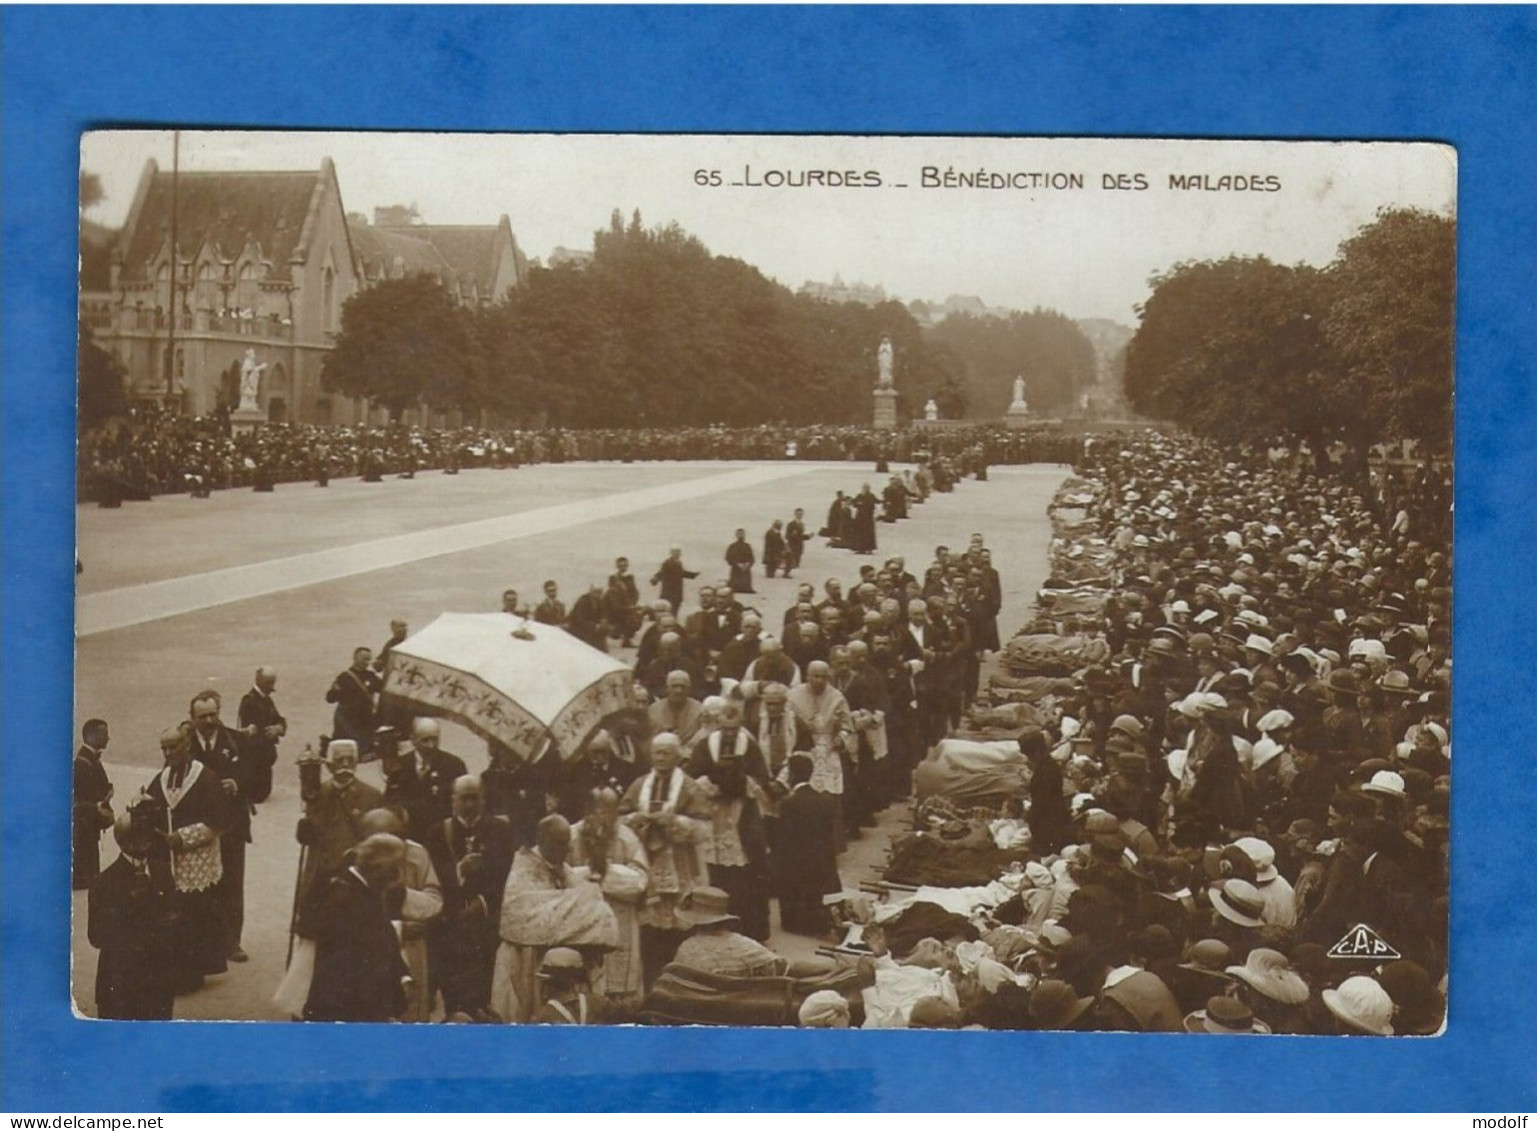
[1029,979,1096,1030]
[1186,995,1272,1032]
[676,886,741,929]
[1227,948,1310,1006]
[1178,938,1237,980]
[1209,879,1267,928]
[536,947,586,978]
[1323,977,1396,1036]
[1361,770,1408,800]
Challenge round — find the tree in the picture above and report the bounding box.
[322,276,480,419]
[1323,208,1455,450]
[80,171,104,214]
[926,309,1096,416]
[79,322,128,428]
[1123,256,1343,447]
[476,213,953,427]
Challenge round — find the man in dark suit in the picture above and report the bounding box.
[684,587,733,660]
[560,731,638,821]
[299,833,411,1023]
[88,813,178,1019]
[898,599,950,751]
[326,646,382,754]
[716,614,764,682]
[650,547,699,614]
[534,579,568,627]
[188,689,272,963]
[237,665,286,790]
[74,718,115,890]
[605,557,642,647]
[775,754,842,936]
[422,775,515,1017]
[728,531,759,602]
[785,509,808,576]
[384,717,469,843]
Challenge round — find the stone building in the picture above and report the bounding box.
[87,160,529,425]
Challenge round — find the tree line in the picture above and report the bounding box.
[1122,208,1454,452]
[322,211,970,427]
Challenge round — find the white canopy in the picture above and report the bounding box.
[383,612,633,759]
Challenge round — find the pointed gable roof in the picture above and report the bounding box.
[376,217,525,299]
[115,160,329,284]
[347,221,456,283]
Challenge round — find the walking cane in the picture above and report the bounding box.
[287,742,324,969]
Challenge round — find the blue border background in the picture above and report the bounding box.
[5,5,1535,1112]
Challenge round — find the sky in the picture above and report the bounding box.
[81,131,1456,326]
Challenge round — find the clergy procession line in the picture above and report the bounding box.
[78,428,1451,1033]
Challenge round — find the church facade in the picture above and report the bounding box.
[88,158,528,425]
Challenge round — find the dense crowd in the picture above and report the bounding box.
[77,426,1452,1033]
[79,406,1085,502]
[838,431,1451,1033]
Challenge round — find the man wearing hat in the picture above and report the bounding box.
[670,886,791,979]
[1376,959,1444,1035]
[1170,938,1239,1015]
[532,947,606,1025]
[1183,994,1272,1035]
[1029,978,1096,1032]
[1322,668,1366,763]
[1208,877,1270,959]
[1229,837,1296,928]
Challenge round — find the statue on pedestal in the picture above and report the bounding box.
[923,398,939,422]
[238,348,268,413]
[876,336,894,389]
[1011,374,1027,409]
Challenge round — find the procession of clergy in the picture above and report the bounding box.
[79,459,1011,1026]
[81,428,1451,1034]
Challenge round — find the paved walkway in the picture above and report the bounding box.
[79,464,819,635]
[72,462,1070,1020]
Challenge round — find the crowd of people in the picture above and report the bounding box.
[79,457,1016,1024]
[79,406,1085,503]
[829,431,1450,1033]
[77,425,1453,1034]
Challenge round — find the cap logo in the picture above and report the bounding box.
[1328,923,1402,961]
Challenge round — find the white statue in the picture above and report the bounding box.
[238,348,267,412]
[876,336,894,388]
[1012,374,1027,407]
[923,398,939,422]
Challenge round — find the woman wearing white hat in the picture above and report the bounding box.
[1322,974,1395,1035]
[1227,947,1310,1034]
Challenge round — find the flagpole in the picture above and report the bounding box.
[164,129,180,407]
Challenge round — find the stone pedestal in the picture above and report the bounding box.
[1003,403,1033,430]
[872,387,898,430]
[230,406,265,437]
